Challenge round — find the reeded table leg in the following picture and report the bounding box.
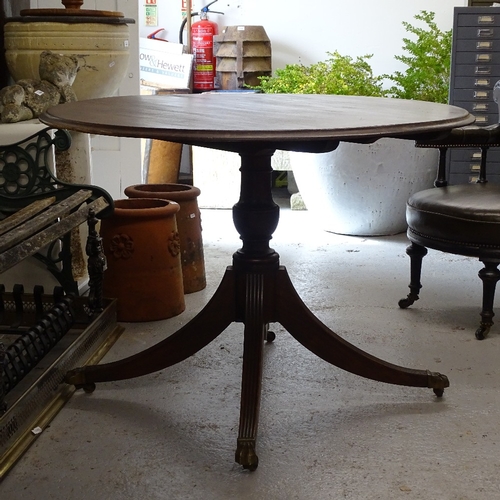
[65,269,236,387]
[67,146,449,470]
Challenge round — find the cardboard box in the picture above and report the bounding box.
[139,38,193,89]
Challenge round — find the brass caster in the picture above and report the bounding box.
[243,460,259,472]
[65,367,95,393]
[475,324,490,340]
[76,382,96,394]
[427,370,449,398]
[235,439,259,471]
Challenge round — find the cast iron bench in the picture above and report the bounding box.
[0,127,114,413]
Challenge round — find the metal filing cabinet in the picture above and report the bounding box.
[448,6,500,183]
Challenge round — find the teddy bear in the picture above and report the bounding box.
[0,50,80,123]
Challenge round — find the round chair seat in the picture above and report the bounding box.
[406,183,500,255]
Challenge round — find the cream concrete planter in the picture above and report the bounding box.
[290,138,438,236]
[4,21,131,100]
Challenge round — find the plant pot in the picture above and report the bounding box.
[290,138,438,236]
[4,20,131,101]
[100,198,185,322]
[124,184,206,293]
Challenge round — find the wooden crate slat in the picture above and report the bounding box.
[0,197,56,237]
[0,190,93,254]
[0,196,109,274]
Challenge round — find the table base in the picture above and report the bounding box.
[65,148,449,470]
[65,262,448,470]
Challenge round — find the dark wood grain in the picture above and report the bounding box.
[40,94,474,150]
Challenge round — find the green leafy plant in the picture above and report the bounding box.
[254,11,451,104]
[383,11,452,103]
[254,51,386,97]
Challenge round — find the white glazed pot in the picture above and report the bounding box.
[290,138,438,236]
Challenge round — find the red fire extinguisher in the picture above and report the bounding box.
[180,0,224,92]
[192,12,218,91]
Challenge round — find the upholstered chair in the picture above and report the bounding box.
[399,82,500,340]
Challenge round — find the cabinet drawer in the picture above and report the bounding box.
[455,26,498,40]
[449,160,484,174]
[456,13,500,28]
[472,114,496,125]
[448,161,500,175]
[454,51,500,65]
[455,39,498,52]
[450,148,500,163]
[451,88,493,101]
[452,76,496,89]
[447,173,500,184]
[454,64,500,76]
[451,100,499,117]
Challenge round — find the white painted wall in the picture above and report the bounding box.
[139,0,468,78]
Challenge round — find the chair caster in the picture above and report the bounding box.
[433,388,444,398]
[266,330,276,342]
[75,382,96,394]
[475,324,491,340]
[398,294,417,309]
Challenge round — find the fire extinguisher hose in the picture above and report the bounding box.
[178,0,224,45]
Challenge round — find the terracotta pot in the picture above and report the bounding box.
[100,198,185,322]
[124,184,206,293]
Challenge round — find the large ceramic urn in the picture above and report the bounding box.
[3,0,134,100]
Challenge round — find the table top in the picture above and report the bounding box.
[40,93,474,152]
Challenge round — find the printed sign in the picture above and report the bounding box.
[145,5,158,26]
[139,38,193,89]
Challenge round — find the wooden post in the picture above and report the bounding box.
[144,89,190,184]
[186,0,192,53]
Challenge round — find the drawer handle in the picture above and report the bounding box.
[474,115,489,123]
[473,90,490,99]
[478,15,495,24]
[477,41,494,49]
[475,66,492,75]
[477,28,494,37]
[476,54,492,62]
[473,103,489,111]
[474,78,491,86]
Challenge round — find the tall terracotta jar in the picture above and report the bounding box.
[100,198,185,322]
[124,184,206,293]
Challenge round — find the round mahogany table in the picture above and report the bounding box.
[40,93,474,470]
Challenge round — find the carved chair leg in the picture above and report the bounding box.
[85,208,106,315]
[399,242,428,309]
[475,260,500,340]
[0,342,6,414]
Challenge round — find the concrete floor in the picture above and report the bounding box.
[2,194,500,499]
